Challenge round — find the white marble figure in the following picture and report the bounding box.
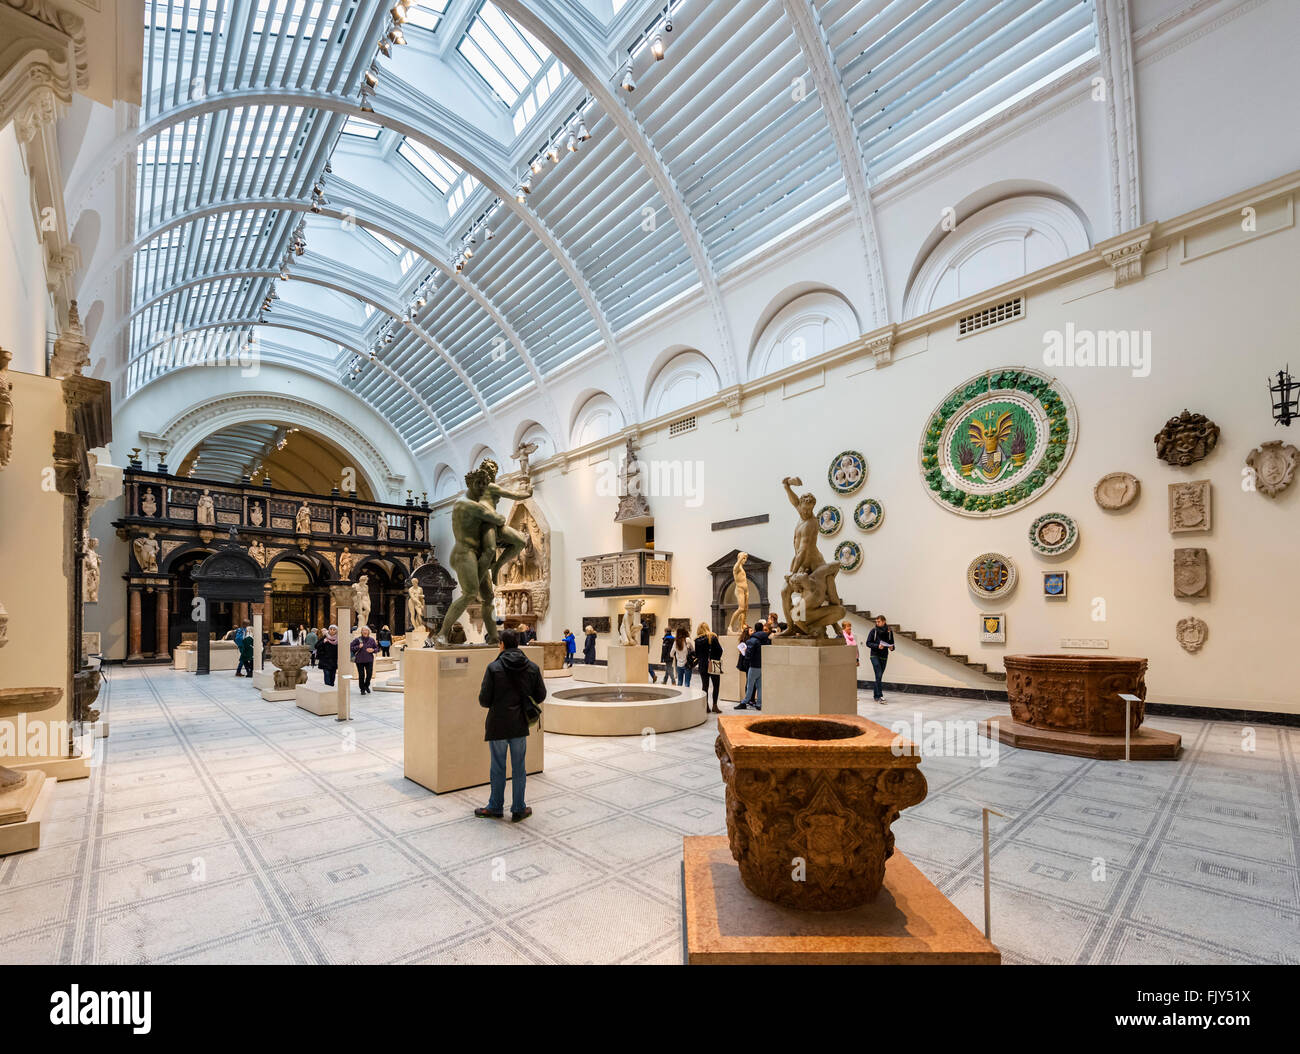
[133,532,160,573]
[82,533,101,603]
[377,516,388,540]
[352,574,371,628]
[727,551,750,633]
[296,502,312,533]
[338,547,354,579]
[406,581,426,643]
[196,488,216,525]
[339,513,351,535]
[619,598,644,645]
[249,539,267,566]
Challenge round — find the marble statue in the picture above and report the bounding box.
[0,348,12,469]
[339,513,351,535]
[779,477,845,639]
[727,551,750,633]
[406,580,426,642]
[352,574,372,628]
[377,516,388,540]
[133,532,160,573]
[248,539,267,567]
[196,488,216,525]
[338,546,354,579]
[619,598,644,645]
[512,439,539,479]
[295,502,312,533]
[141,488,158,517]
[82,532,101,603]
[437,465,508,646]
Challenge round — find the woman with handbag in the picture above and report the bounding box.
[475,629,546,823]
[695,622,723,714]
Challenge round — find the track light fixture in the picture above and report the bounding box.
[521,177,532,194]
[388,26,406,46]
[531,157,544,174]
[621,66,635,92]
[364,66,379,89]
[377,37,392,57]
[576,120,591,142]
[515,188,526,204]
[567,133,578,153]
[546,145,560,164]
[485,226,494,241]
[651,35,665,60]
[390,5,407,24]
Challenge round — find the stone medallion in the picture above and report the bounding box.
[967,552,1017,600]
[1176,616,1208,654]
[816,505,843,536]
[834,540,862,572]
[1154,409,1220,466]
[1028,512,1078,556]
[853,497,884,532]
[1169,480,1211,533]
[827,450,867,495]
[1245,440,1298,497]
[1174,548,1209,598]
[920,368,1077,517]
[1094,471,1140,510]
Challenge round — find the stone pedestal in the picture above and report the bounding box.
[605,644,648,684]
[251,670,276,692]
[404,646,545,794]
[718,635,746,702]
[683,836,1000,965]
[172,643,193,671]
[571,663,608,683]
[187,641,240,672]
[0,776,55,855]
[761,639,858,715]
[296,683,340,716]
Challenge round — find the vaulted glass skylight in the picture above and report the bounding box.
[398,137,462,193]
[457,1,551,107]
[404,0,451,32]
[342,116,383,139]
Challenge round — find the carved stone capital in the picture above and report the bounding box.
[718,385,743,418]
[1097,221,1157,286]
[862,324,897,367]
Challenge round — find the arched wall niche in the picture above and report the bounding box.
[748,289,861,381]
[902,189,1094,319]
[513,420,556,465]
[157,393,406,503]
[569,390,625,449]
[468,444,499,471]
[432,463,460,500]
[644,348,721,420]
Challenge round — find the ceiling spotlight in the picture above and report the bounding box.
[651,35,665,60]
[360,95,374,113]
[415,294,426,308]
[521,177,532,195]
[464,245,474,259]
[546,145,560,164]
[390,5,407,24]
[531,157,544,174]
[364,67,379,89]
[665,18,673,33]
[566,133,578,153]
[516,188,526,204]
[388,26,406,46]
[484,226,494,241]
[310,200,322,213]
[576,121,591,142]
[621,67,635,92]
[377,37,392,57]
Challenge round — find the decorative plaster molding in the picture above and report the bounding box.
[1095,0,1143,234]
[861,325,897,367]
[1097,221,1157,286]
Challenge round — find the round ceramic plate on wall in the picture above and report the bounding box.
[835,540,863,572]
[816,505,843,536]
[1028,511,1078,555]
[827,450,867,495]
[853,497,884,531]
[967,552,1017,600]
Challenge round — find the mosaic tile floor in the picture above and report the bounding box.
[0,665,1295,964]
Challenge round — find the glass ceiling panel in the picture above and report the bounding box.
[343,117,383,138]
[458,1,551,106]
[405,0,450,32]
[397,138,463,193]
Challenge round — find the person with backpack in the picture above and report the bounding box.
[475,630,546,823]
[236,630,254,678]
[659,628,677,684]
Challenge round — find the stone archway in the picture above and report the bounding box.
[191,531,268,674]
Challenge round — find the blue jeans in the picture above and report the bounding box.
[323,667,336,686]
[662,663,677,684]
[487,736,528,814]
[870,655,888,699]
[743,667,762,707]
[677,665,692,687]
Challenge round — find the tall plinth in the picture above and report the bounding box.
[761,638,858,715]
[605,644,648,684]
[404,646,545,794]
[717,635,746,702]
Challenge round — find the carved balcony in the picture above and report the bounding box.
[578,549,672,598]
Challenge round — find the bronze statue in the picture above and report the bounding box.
[779,477,844,639]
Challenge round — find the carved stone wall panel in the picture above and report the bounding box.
[1176,617,1208,653]
[1173,548,1209,598]
[1169,480,1211,532]
[1245,440,1298,497]
[1154,409,1219,466]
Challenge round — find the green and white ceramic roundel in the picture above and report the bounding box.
[816,505,842,536]
[1028,511,1078,556]
[853,497,884,532]
[919,369,1077,518]
[834,540,863,572]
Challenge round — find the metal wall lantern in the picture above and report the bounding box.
[1270,366,1298,426]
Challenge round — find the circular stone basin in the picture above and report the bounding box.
[748,718,867,741]
[546,682,707,736]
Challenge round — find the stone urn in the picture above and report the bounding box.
[0,687,62,793]
[1004,654,1147,736]
[270,645,311,691]
[714,713,927,912]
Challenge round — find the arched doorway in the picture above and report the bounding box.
[267,553,331,636]
[350,558,406,634]
[168,549,217,652]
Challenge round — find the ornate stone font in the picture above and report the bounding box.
[1169,480,1211,533]
[0,687,63,792]
[1174,548,1209,598]
[619,598,644,645]
[1094,471,1140,510]
[269,646,311,691]
[779,477,845,639]
[1176,617,1208,654]
[1245,440,1298,497]
[1004,654,1148,736]
[715,714,927,911]
[1154,409,1220,466]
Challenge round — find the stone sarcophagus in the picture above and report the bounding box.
[714,714,927,912]
[987,653,1180,759]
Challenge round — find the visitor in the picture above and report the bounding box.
[583,626,596,664]
[562,629,576,667]
[281,626,297,645]
[316,625,339,687]
[641,620,653,679]
[236,630,254,678]
[842,620,858,668]
[736,624,770,710]
[475,629,546,823]
[377,624,392,657]
[865,614,895,704]
[305,627,319,666]
[659,628,677,684]
[351,625,380,695]
[695,622,722,714]
[234,622,246,647]
[673,629,695,687]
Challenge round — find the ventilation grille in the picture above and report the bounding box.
[958,296,1024,337]
[668,414,697,437]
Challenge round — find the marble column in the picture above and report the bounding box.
[155,586,169,656]
[127,587,144,661]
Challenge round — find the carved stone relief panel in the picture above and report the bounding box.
[1154,409,1220,466]
[1176,616,1208,654]
[1173,548,1209,598]
[1245,440,1298,497]
[1168,480,1211,533]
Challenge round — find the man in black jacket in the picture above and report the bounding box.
[864,615,895,703]
[735,627,770,710]
[475,630,546,822]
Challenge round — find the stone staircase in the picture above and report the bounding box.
[849,607,1007,683]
